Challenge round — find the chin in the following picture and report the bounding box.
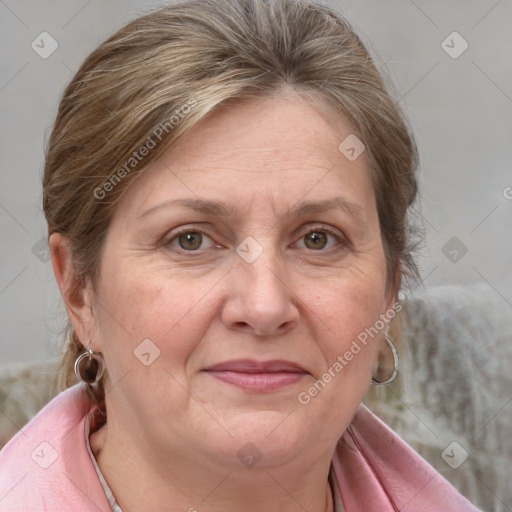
[213,410,309,467]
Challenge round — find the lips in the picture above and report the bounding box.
[204,359,307,373]
[203,359,308,392]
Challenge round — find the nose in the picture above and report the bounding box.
[221,251,300,337]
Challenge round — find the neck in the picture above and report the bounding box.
[90,423,335,512]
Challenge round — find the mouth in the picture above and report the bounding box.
[202,359,309,392]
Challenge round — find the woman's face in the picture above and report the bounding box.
[86,90,395,470]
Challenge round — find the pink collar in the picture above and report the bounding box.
[0,385,480,511]
[332,404,481,511]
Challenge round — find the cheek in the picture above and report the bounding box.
[294,277,386,437]
[306,262,389,399]
[93,263,218,381]
[318,265,388,342]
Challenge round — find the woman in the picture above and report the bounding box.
[0,0,481,510]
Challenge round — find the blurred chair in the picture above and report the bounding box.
[0,361,58,449]
[366,282,512,512]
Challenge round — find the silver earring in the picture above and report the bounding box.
[74,346,105,385]
[371,332,399,385]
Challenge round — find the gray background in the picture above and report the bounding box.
[1,0,511,364]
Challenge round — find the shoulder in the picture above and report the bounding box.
[0,385,110,511]
[330,404,483,511]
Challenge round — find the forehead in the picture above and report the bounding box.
[176,91,352,167]
[116,92,376,221]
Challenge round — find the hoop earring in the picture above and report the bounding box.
[371,332,399,385]
[74,346,105,385]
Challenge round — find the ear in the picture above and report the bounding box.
[49,233,99,351]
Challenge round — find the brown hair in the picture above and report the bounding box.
[43,0,420,394]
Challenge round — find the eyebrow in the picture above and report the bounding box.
[138,196,365,221]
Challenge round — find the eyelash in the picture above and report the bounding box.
[163,224,347,255]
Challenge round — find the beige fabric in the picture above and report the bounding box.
[0,361,57,449]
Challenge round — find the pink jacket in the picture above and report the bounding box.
[0,384,481,511]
